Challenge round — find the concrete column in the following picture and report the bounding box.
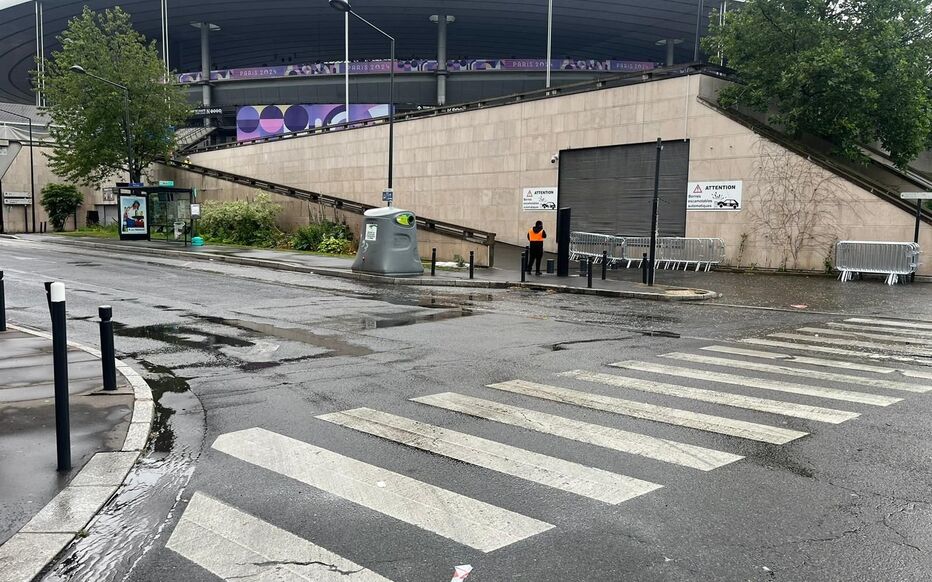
[656,38,682,67]
[200,23,211,109]
[431,15,454,106]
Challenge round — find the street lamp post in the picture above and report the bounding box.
[328,0,395,199]
[69,65,138,184]
[0,108,37,232]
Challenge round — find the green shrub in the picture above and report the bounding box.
[291,220,353,252]
[317,236,351,255]
[40,183,83,231]
[198,193,281,246]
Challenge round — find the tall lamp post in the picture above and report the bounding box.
[328,0,395,200]
[69,65,139,184]
[0,108,37,232]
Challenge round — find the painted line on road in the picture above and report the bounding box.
[740,338,932,366]
[318,407,661,504]
[411,392,742,471]
[769,333,932,357]
[609,361,901,407]
[827,322,932,339]
[795,327,932,346]
[485,380,807,445]
[166,492,393,581]
[701,345,932,379]
[560,369,859,424]
[845,318,932,331]
[212,427,553,552]
[663,352,930,393]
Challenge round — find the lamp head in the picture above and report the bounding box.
[329,0,352,13]
[69,65,87,75]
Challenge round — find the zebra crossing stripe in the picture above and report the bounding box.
[609,361,901,406]
[212,427,553,552]
[411,392,742,471]
[662,352,930,394]
[769,333,932,357]
[740,338,931,365]
[166,492,394,581]
[318,407,661,504]
[561,369,859,424]
[827,322,932,339]
[795,327,932,347]
[701,345,932,378]
[846,318,932,331]
[485,380,807,445]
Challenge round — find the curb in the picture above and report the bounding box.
[0,324,153,582]
[39,237,720,301]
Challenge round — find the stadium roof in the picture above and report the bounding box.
[0,0,718,103]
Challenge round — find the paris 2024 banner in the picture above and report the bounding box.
[236,104,389,141]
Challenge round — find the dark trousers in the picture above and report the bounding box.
[527,242,544,273]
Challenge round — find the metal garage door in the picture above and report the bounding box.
[557,140,689,236]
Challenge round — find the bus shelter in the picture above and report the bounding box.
[118,186,195,245]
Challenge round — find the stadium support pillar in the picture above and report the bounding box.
[431,15,454,106]
[656,38,682,67]
[194,22,220,127]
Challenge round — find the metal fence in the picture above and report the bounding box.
[836,241,921,285]
[569,232,725,271]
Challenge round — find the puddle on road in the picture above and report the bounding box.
[191,315,374,357]
[362,308,473,329]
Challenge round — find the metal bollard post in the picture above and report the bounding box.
[546,258,555,274]
[641,253,648,284]
[587,257,594,288]
[430,248,437,276]
[602,251,608,280]
[469,251,474,280]
[579,259,587,276]
[0,271,6,332]
[521,252,527,282]
[99,306,117,392]
[50,282,71,471]
[44,281,53,316]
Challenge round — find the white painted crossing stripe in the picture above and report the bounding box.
[846,318,932,331]
[167,492,393,581]
[827,322,932,339]
[663,352,930,394]
[769,333,932,356]
[796,327,932,346]
[703,345,932,381]
[212,427,553,552]
[741,338,931,365]
[609,361,902,407]
[411,392,742,471]
[486,380,807,445]
[560,369,858,424]
[318,407,661,504]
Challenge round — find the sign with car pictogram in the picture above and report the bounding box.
[522,187,558,211]
[687,181,743,211]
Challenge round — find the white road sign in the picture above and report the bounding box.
[522,187,558,211]
[687,181,743,211]
[900,192,930,200]
[3,191,31,206]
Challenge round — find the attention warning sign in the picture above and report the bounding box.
[687,181,743,211]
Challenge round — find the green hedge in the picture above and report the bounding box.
[198,194,282,246]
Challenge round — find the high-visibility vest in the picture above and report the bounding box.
[528,228,545,242]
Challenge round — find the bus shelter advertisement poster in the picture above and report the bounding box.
[120,195,148,235]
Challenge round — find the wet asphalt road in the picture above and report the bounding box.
[1,237,931,582]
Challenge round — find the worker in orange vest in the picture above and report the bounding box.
[526,220,547,275]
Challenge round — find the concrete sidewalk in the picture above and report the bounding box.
[0,324,152,581]
[28,235,720,301]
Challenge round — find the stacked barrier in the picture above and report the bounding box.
[836,241,921,285]
[569,233,725,271]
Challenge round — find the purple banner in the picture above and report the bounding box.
[236,104,389,141]
[179,58,655,84]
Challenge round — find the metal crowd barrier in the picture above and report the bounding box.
[569,232,725,271]
[836,241,921,285]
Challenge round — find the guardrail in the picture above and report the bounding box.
[836,241,921,285]
[569,232,725,272]
[160,158,497,264]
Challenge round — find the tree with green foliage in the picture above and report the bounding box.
[37,7,191,186]
[703,0,932,169]
[40,183,84,231]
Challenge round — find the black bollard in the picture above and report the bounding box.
[521,252,527,282]
[0,271,5,332]
[469,251,474,280]
[587,256,594,288]
[50,282,71,471]
[641,253,649,284]
[44,281,53,316]
[430,248,437,276]
[579,259,587,276]
[602,251,608,280]
[546,258,555,274]
[99,306,117,392]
